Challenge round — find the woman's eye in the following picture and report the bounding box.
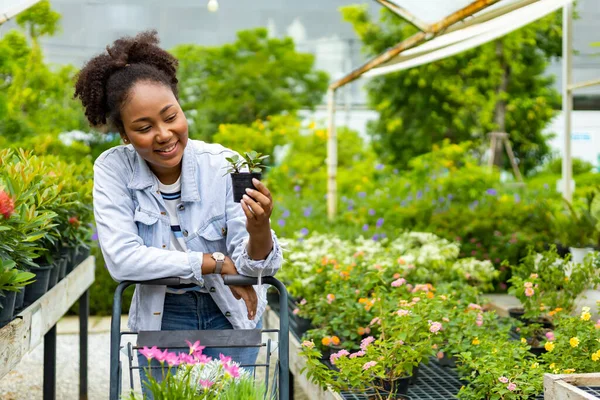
[137,126,151,133]
[166,114,177,122]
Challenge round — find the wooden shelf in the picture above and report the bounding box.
[0,256,96,380]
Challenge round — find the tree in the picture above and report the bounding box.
[171,28,329,141]
[341,5,562,174]
[0,1,87,144]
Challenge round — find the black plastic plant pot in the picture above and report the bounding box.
[74,244,91,266]
[374,375,411,398]
[23,265,52,307]
[230,172,262,203]
[0,291,17,328]
[58,256,68,281]
[437,353,457,368]
[287,297,312,337]
[47,262,59,290]
[14,287,25,312]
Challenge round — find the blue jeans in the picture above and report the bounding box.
[136,291,261,399]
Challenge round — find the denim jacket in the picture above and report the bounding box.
[93,140,282,332]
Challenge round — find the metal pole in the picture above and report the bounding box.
[562,2,573,202]
[110,282,132,400]
[43,325,57,400]
[79,290,89,400]
[326,88,337,220]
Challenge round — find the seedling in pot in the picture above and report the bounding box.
[224,151,269,202]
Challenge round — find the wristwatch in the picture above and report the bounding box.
[211,252,226,275]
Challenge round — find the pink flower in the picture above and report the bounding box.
[165,352,180,366]
[468,303,482,310]
[524,282,533,288]
[219,354,232,364]
[185,340,205,355]
[355,289,360,294]
[178,353,196,365]
[300,298,307,305]
[360,336,375,351]
[530,273,538,279]
[397,309,411,317]
[545,331,555,341]
[330,349,350,365]
[327,294,335,304]
[364,327,371,334]
[362,361,377,370]
[0,190,15,219]
[302,341,315,349]
[507,382,517,391]
[195,354,211,364]
[293,308,300,315]
[223,363,240,378]
[154,349,170,363]
[199,380,214,390]
[525,287,534,297]
[370,317,381,326]
[412,297,421,303]
[442,317,450,322]
[139,346,159,361]
[498,376,509,383]
[429,322,442,334]
[391,278,406,287]
[476,319,483,327]
[437,351,444,359]
[350,350,365,359]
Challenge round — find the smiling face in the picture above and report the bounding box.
[120,81,188,184]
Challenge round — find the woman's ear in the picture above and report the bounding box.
[121,134,130,144]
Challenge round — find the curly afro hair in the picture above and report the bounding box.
[74,30,179,133]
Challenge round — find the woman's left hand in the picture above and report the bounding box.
[240,178,273,235]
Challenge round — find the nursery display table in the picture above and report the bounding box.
[0,256,95,400]
[265,306,600,400]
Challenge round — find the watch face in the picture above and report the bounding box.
[213,252,225,261]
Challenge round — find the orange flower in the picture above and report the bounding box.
[397,258,406,265]
[426,292,435,299]
[357,327,366,336]
[331,336,341,346]
[393,273,401,279]
[321,336,332,346]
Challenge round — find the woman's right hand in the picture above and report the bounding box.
[221,257,258,320]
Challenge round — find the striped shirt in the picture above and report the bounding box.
[158,177,206,294]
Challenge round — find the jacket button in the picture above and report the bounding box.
[183,230,189,237]
[210,287,216,292]
[177,204,185,211]
[225,312,231,317]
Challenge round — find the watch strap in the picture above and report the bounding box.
[214,259,224,275]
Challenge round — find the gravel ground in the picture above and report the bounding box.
[0,330,308,400]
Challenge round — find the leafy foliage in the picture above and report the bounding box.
[172,28,329,141]
[340,5,562,174]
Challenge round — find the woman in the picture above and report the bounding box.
[74,31,282,395]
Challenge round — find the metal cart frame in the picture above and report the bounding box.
[109,275,289,400]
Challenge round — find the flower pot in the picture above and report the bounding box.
[230,172,262,203]
[23,265,52,307]
[267,290,280,313]
[47,262,59,290]
[529,345,547,357]
[569,247,594,265]
[508,307,526,321]
[74,244,91,266]
[64,247,76,274]
[58,256,68,281]
[409,365,420,385]
[437,352,457,368]
[287,297,312,338]
[14,287,25,312]
[373,376,411,398]
[0,291,17,328]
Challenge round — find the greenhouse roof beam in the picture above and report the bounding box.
[329,0,501,91]
[0,0,41,24]
[374,0,430,32]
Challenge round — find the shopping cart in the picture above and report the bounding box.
[109,275,289,400]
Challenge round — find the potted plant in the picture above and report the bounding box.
[224,151,269,203]
[0,259,35,327]
[507,247,598,351]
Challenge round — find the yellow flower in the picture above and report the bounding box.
[545,342,555,352]
[308,121,316,130]
[564,368,576,374]
[521,338,527,344]
[581,312,592,321]
[570,337,580,348]
[472,338,480,345]
[531,362,539,369]
[592,350,600,362]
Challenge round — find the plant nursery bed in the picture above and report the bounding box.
[0,256,95,380]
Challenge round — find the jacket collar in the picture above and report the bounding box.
[127,142,201,202]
